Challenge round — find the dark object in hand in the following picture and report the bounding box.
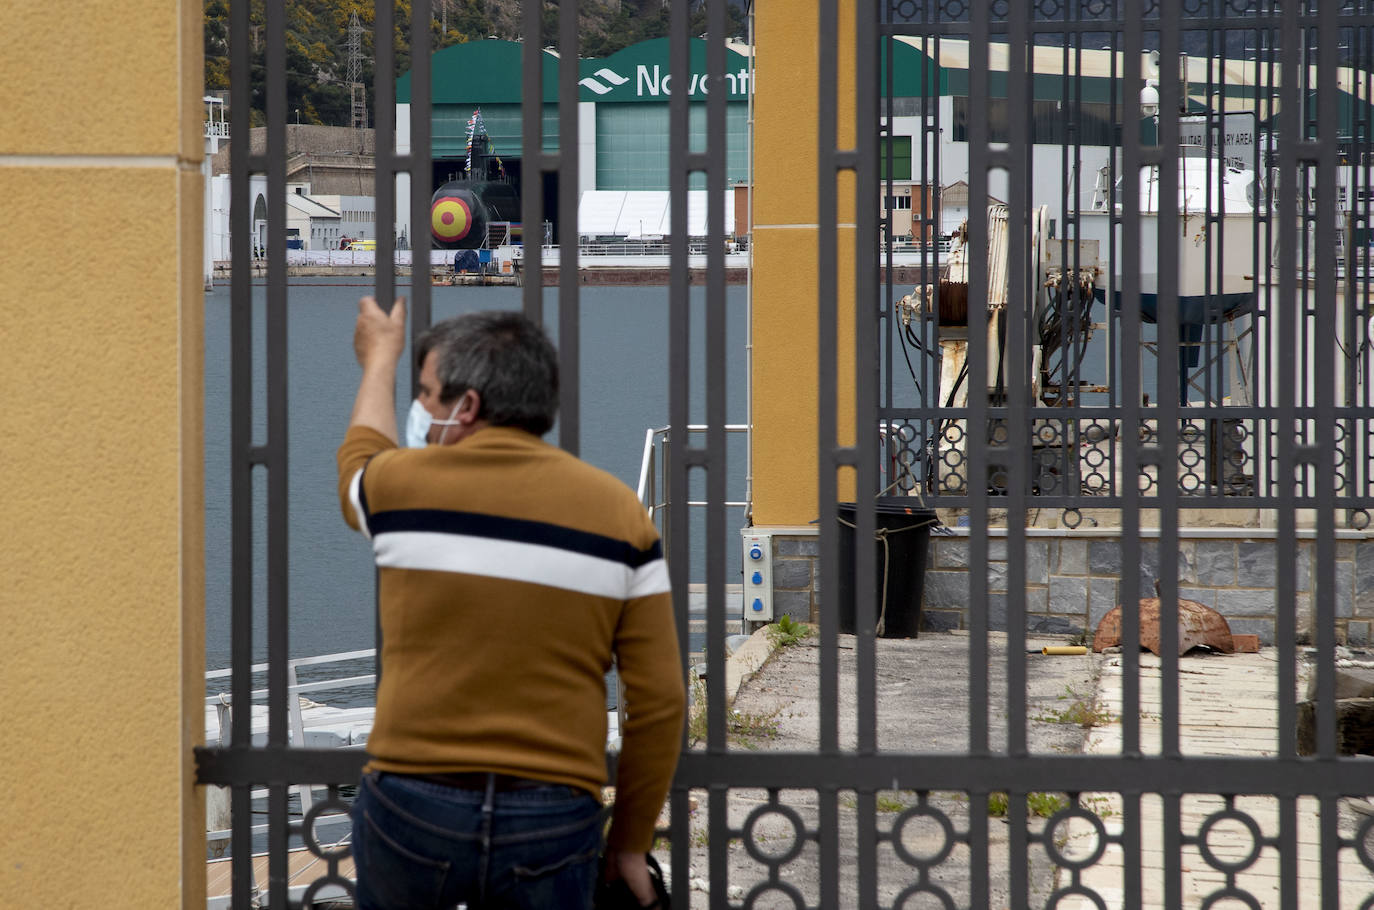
[594,854,670,909]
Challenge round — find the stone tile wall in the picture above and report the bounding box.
[769,533,1374,645]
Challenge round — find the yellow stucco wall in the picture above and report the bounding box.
[752,1,858,525]
[0,3,205,907]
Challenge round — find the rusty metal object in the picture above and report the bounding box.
[1092,597,1236,656]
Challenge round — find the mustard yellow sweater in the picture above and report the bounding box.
[338,425,685,850]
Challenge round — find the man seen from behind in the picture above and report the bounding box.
[338,297,686,909]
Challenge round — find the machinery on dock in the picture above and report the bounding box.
[896,204,1102,496]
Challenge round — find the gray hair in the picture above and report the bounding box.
[414,311,559,436]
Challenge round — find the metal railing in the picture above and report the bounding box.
[636,423,751,526]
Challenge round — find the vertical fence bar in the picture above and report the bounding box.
[373,0,397,688]
[1119,6,1146,905]
[1274,3,1301,901]
[855,1,880,907]
[965,5,991,906]
[666,0,693,905]
[1005,4,1031,902]
[521,2,544,326]
[375,1,397,315]
[1315,8,1340,906]
[409,0,433,355]
[557,0,580,455]
[1156,0,1181,761]
[817,3,842,908]
[705,13,730,909]
[1156,7,1184,905]
[228,0,253,903]
[817,0,840,759]
[262,0,290,904]
[1005,0,1030,761]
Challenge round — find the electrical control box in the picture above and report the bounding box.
[740,530,773,622]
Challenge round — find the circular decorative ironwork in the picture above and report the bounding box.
[300,875,356,906]
[891,803,957,867]
[1036,0,1063,19]
[1038,423,1059,444]
[1352,510,1372,531]
[893,882,959,909]
[742,803,806,866]
[1180,447,1202,468]
[1181,424,1205,444]
[301,797,353,860]
[942,448,963,468]
[1181,472,1203,493]
[1355,814,1374,871]
[990,0,1010,18]
[1196,809,1263,873]
[742,881,807,909]
[990,470,1009,490]
[894,0,919,19]
[1084,447,1106,468]
[1047,885,1109,910]
[992,424,1009,445]
[1138,470,1157,493]
[1084,0,1108,16]
[1085,423,1107,444]
[940,0,967,19]
[1044,806,1107,870]
[943,422,965,443]
[1199,887,1264,910]
[1062,508,1082,529]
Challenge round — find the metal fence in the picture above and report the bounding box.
[195,0,1374,907]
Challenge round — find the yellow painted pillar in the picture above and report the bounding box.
[752,2,857,526]
[0,2,205,907]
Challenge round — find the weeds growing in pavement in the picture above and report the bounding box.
[1034,684,1118,728]
[686,675,784,747]
[987,791,1070,818]
[767,615,813,649]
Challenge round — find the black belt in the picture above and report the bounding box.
[411,772,555,792]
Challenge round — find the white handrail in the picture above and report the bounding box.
[634,424,752,514]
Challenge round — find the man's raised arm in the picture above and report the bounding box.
[337,295,406,532]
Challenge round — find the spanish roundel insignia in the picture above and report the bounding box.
[432,196,472,242]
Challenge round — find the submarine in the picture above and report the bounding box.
[430,113,521,250]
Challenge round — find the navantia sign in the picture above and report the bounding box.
[578,37,751,103]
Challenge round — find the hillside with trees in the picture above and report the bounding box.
[205,1,747,127]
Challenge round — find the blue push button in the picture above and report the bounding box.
[751,571,763,585]
[752,597,764,612]
[749,546,763,560]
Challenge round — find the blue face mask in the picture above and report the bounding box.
[404,398,466,447]
[404,399,432,448]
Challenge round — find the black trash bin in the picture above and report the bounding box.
[837,502,938,638]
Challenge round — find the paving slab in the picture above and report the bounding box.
[1068,650,1374,909]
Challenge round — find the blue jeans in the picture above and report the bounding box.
[351,771,604,910]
